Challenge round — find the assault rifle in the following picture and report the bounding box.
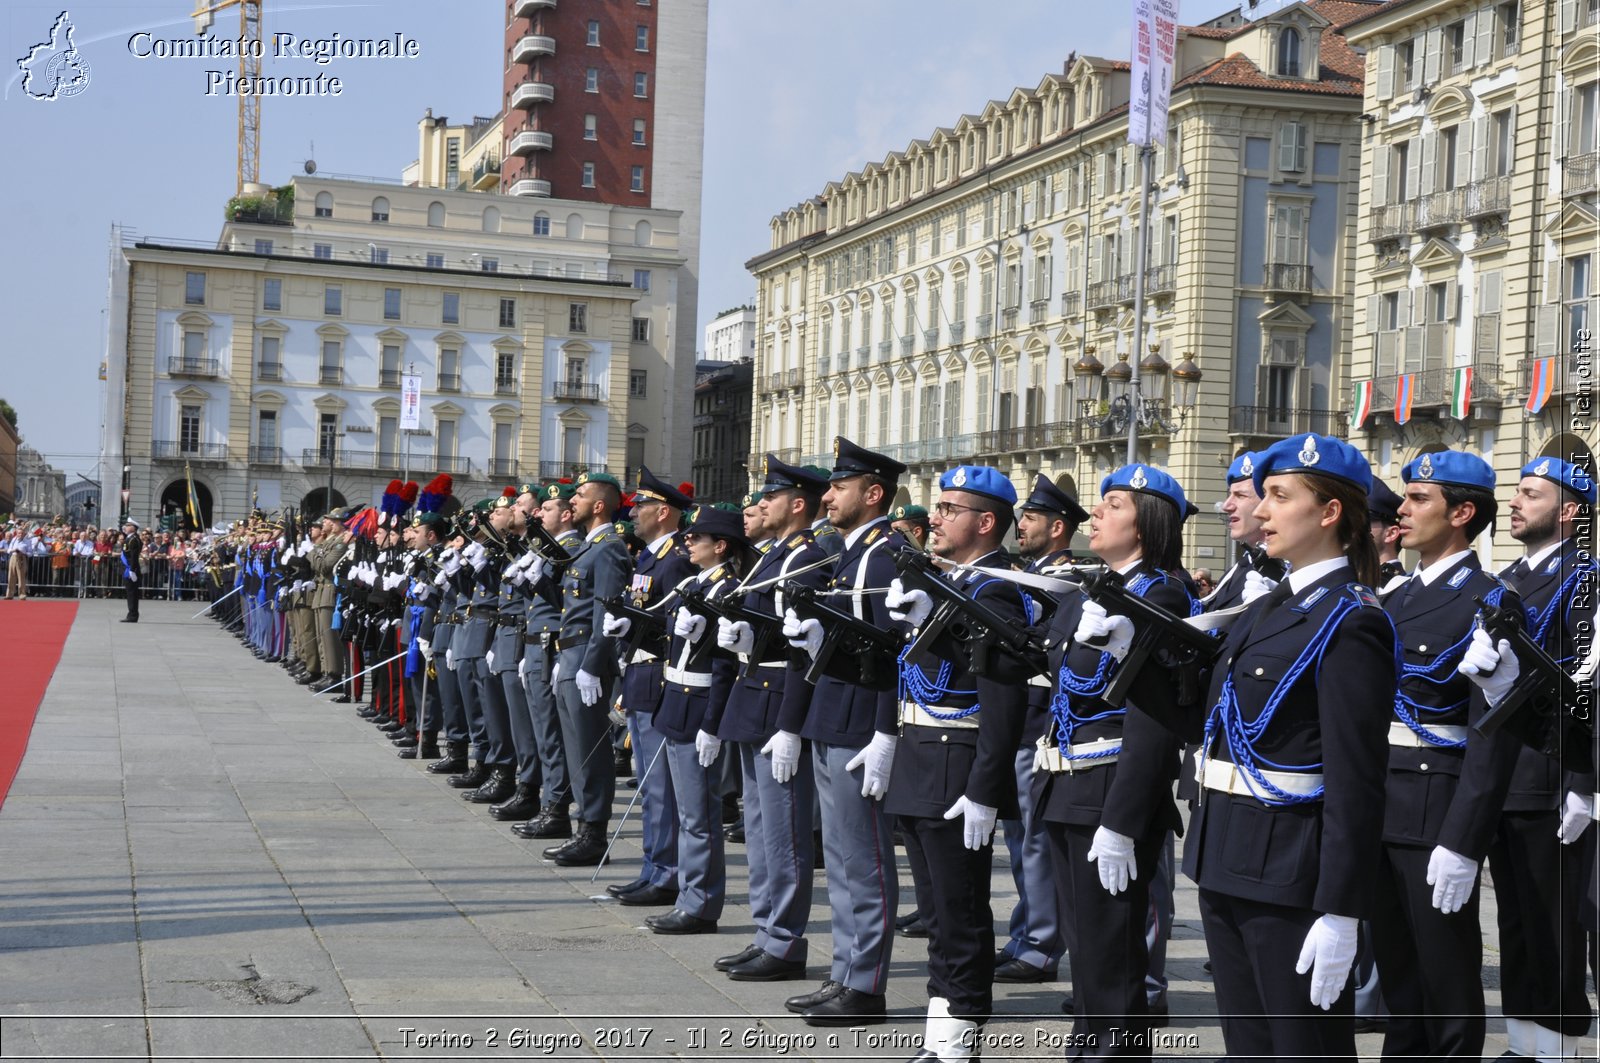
[1078,568,1225,710]
[892,547,1047,679]
[600,594,672,662]
[1472,592,1590,774]
[1240,543,1290,583]
[676,581,789,678]
[782,581,903,691]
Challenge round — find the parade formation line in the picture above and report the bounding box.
[0,600,75,809]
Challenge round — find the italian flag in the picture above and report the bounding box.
[1350,379,1374,429]
[1449,366,1473,420]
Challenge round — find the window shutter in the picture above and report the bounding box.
[1278,125,1299,172]
[1420,131,1438,195]
[1506,106,1517,174]
[1404,323,1425,372]
[1535,304,1560,358]
[1474,8,1494,67]
[1411,287,1427,326]
[1367,293,1380,333]
[1556,88,1570,160]
[1405,136,1422,201]
[1471,114,1488,183]
[1547,258,1563,302]
[1423,27,1442,84]
[1377,45,1395,102]
[1560,0,1578,35]
[1444,279,1459,321]
[1480,270,1502,314]
[1454,123,1472,189]
[1377,326,1399,377]
[1372,140,1390,207]
[1460,14,1476,69]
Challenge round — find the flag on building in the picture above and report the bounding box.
[184,462,202,527]
[1449,366,1473,420]
[1350,380,1374,429]
[1394,373,1416,426]
[1526,357,1555,414]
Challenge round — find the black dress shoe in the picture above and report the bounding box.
[448,764,491,789]
[1354,1016,1387,1035]
[727,952,806,982]
[725,817,745,843]
[895,912,923,930]
[993,957,1056,984]
[645,909,717,935]
[331,694,352,704]
[466,767,516,804]
[379,719,406,733]
[1060,994,1074,1015]
[119,617,137,623]
[714,944,763,972]
[356,705,378,718]
[613,748,634,777]
[802,987,886,1027]
[617,884,677,907]
[391,735,418,749]
[607,878,649,899]
[489,785,541,821]
[785,981,843,1014]
[899,916,929,938]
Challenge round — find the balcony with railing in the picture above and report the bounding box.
[1517,352,1590,400]
[379,369,402,388]
[539,461,606,480]
[949,322,965,343]
[1001,306,1019,331]
[1060,291,1081,318]
[786,368,801,389]
[1144,264,1176,296]
[153,441,229,463]
[256,361,282,382]
[1368,203,1411,242]
[1229,406,1349,439]
[513,34,556,62]
[977,421,1073,454]
[922,327,941,349]
[427,455,474,475]
[1413,187,1466,231]
[900,336,915,357]
[1263,262,1311,295]
[1029,298,1050,324]
[1086,277,1124,310]
[462,154,501,191]
[1368,354,1507,417]
[166,357,222,378]
[488,459,519,478]
[511,80,555,109]
[509,176,553,198]
[1464,174,1513,217]
[301,448,374,470]
[552,381,601,402]
[975,313,994,337]
[319,366,343,386]
[855,345,870,368]
[247,446,284,466]
[1565,151,1599,198]
[817,355,831,377]
[877,340,893,363]
[495,379,519,396]
[507,128,554,156]
[1074,404,1172,443]
[513,0,555,15]
[436,372,460,392]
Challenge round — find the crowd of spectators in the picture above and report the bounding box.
[1,520,211,601]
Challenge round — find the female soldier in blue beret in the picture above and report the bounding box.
[1031,463,1197,1059]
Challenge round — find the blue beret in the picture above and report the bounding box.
[1019,473,1089,523]
[1402,450,1496,492]
[1101,464,1193,521]
[761,453,830,496]
[1253,434,1373,495]
[1522,456,1596,504]
[1227,451,1260,486]
[1367,477,1403,524]
[939,465,1017,506]
[830,436,907,482]
[635,466,694,510]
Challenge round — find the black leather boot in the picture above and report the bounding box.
[466,766,516,804]
[512,805,572,839]
[548,821,610,866]
[427,741,468,775]
[400,733,441,761]
[489,783,541,821]
[448,762,492,789]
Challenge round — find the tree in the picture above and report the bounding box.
[0,398,16,432]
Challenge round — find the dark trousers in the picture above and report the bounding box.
[1045,820,1158,1059]
[900,814,996,1019]
[1197,888,1356,1063]
[1488,809,1594,1036]
[123,576,140,620]
[1370,843,1485,1059]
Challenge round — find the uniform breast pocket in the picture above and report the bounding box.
[1402,624,1458,662]
[1219,799,1320,887]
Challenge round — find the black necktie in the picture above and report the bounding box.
[1508,558,1531,583]
[1392,576,1419,613]
[1236,579,1295,647]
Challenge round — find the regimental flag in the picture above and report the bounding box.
[1351,380,1374,429]
[1450,366,1473,420]
[1394,373,1417,426]
[1526,357,1555,414]
[184,461,202,528]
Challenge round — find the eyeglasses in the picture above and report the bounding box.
[932,501,981,520]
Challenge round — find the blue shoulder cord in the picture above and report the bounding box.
[1528,564,1597,668]
[1047,572,1196,762]
[1202,586,1394,805]
[898,577,1034,722]
[1392,582,1506,748]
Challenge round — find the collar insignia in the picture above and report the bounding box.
[1447,566,1471,589]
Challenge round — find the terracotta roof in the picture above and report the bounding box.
[1307,0,1391,28]
[1182,25,1238,39]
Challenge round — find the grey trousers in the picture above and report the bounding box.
[552,649,615,824]
[472,657,513,768]
[452,653,489,762]
[1001,743,1066,972]
[740,741,814,962]
[813,740,898,994]
[627,702,678,890]
[664,736,725,921]
[519,647,571,809]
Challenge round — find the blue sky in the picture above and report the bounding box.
[0,0,1139,476]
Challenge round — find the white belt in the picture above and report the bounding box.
[1387,720,1468,747]
[1027,674,1052,688]
[900,702,981,730]
[664,665,712,688]
[1035,735,1120,773]
[1200,758,1323,798]
[739,653,787,669]
[630,648,660,665]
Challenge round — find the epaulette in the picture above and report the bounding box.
[1349,585,1381,609]
[709,568,726,582]
[1446,566,1473,590]
[865,527,882,545]
[788,534,806,549]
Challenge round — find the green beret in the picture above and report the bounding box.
[543,481,576,501]
[803,464,833,481]
[412,512,447,534]
[892,504,930,523]
[613,519,635,539]
[575,471,620,490]
[741,492,762,510]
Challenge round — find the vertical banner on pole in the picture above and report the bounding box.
[399,374,423,431]
[1130,0,1180,146]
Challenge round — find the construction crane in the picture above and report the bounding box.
[191,0,263,193]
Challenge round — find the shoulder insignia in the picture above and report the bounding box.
[1350,586,1380,608]
[865,527,882,545]
[788,535,805,549]
[1545,555,1562,575]
[1293,586,1329,612]
[653,538,673,559]
[1447,566,1472,590]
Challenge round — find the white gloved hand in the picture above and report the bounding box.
[517,656,527,682]
[575,667,602,706]
[1241,569,1278,605]
[463,541,485,565]
[441,553,462,577]
[485,649,495,671]
[417,637,433,662]
[1456,628,1518,705]
[845,731,898,800]
[1425,845,1479,913]
[1073,599,1135,661]
[1294,913,1359,1010]
[602,611,633,638]
[695,729,722,768]
[1558,791,1595,845]
[673,607,707,643]
[1033,740,1051,774]
[528,557,551,584]
[1087,825,1138,895]
[783,607,823,659]
[444,648,455,672]
[943,795,1000,850]
[550,661,561,685]
[762,730,802,784]
[717,617,755,654]
[885,578,934,628]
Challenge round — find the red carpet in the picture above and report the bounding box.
[0,601,76,809]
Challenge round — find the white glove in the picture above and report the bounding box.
[417,637,433,662]
[1456,628,1518,706]
[575,667,602,706]
[1425,845,1479,913]
[762,730,802,784]
[463,541,485,565]
[845,731,898,800]
[441,553,462,577]
[551,661,561,685]
[673,607,707,643]
[507,565,527,587]
[885,578,934,628]
[1086,825,1138,895]
[485,649,495,671]
[433,569,448,588]
[717,617,755,654]
[1241,569,1278,605]
[1558,791,1595,845]
[1073,599,1135,661]
[695,730,722,768]
[1294,913,1359,1010]
[943,795,999,850]
[528,557,551,584]
[444,648,455,672]
[783,607,823,659]
[517,656,527,682]
[1033,740,1050,774]
[602,611,632,638]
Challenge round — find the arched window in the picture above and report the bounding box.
[1278,27,1302,77]
[634,220,652,246]
[314,191,333,218]
[565,213,584,240]
[426,201,445,228]
[482,205,501,233]
[370,196,390,222]
[533,211,551,236]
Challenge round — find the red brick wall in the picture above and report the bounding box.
[501,0,657,204]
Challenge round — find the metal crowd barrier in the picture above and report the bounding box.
[2,552,221,601]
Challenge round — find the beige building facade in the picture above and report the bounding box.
[1345,0,1598,568]
[747,1,1374,566]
